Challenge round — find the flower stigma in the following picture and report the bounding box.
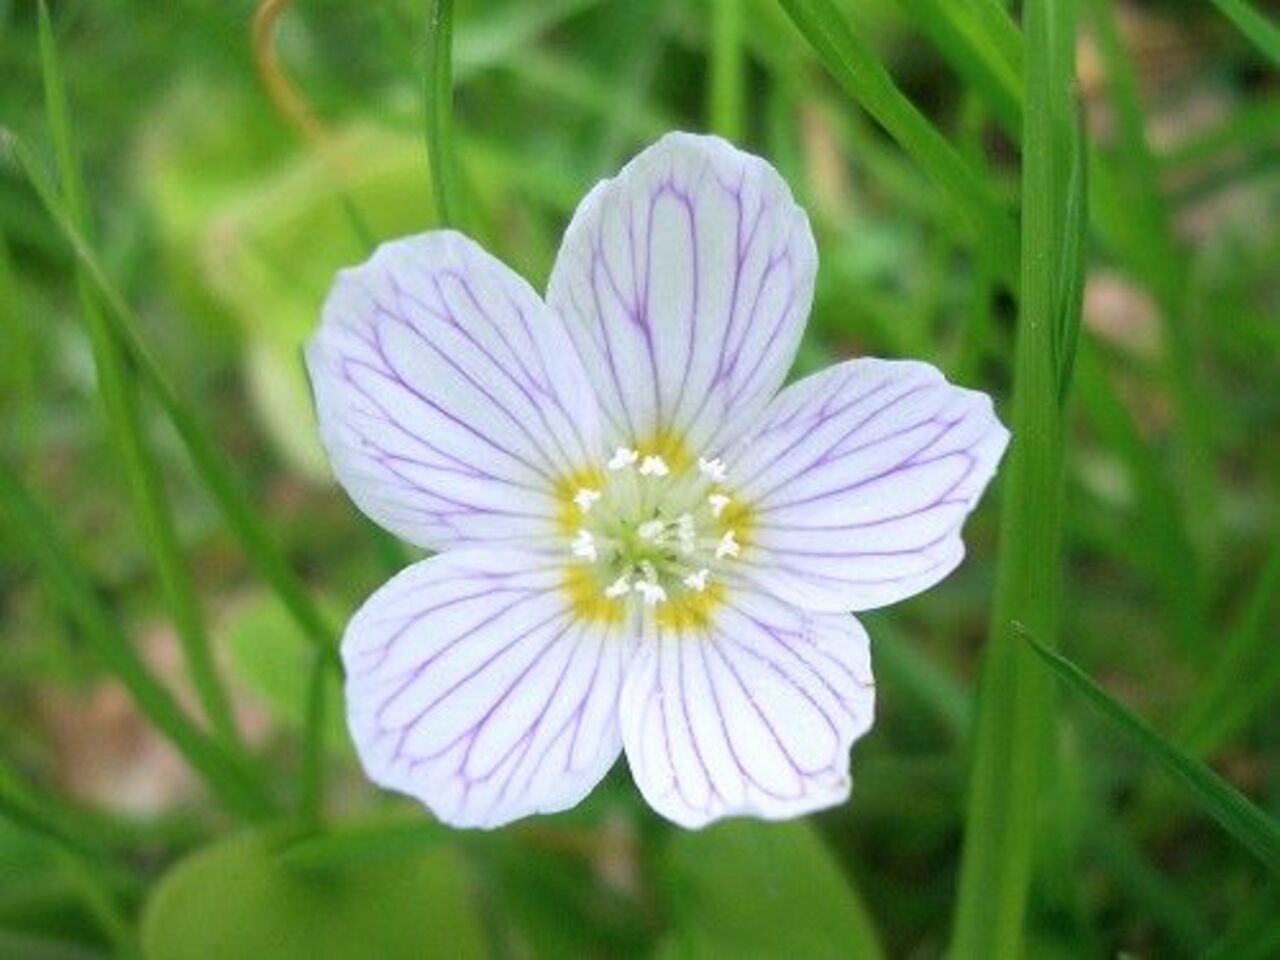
[562,444,748,625]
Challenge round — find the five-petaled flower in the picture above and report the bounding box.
[306,133,1009,829]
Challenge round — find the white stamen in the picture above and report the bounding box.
[639,455,670,477]
[573,487,601,513]
[571,529,597,561]
[604,575,633,598]
[697,457,728,483]
[682,568,710,592]
[708,493,731,518]
[608,447,639,470]
[715,530,740,559]
[636,580,667,605]
[676,513,696,554]
[637,519,667,543]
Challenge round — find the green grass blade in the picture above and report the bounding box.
[892,0,1023,135]
[1085,0,1217,554]
[0,458,273,821]
[425,0,458,227]
[37,0,244,759]
[777,0,1019,283]
[1178,536,1280,754]
[950,0,1082,954]
[0,232,37,453]
[1203,884,1280,960]
[1028,636,1280,877]
[4,131,340,672]
[1074,344,1205,660]
[709,0,745,140]
[1208,0,1280,67]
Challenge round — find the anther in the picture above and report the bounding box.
[676,513,696,553]
[573,487,601,513]
[604,575,633,598]
[708,493,731,518]
[636,580,667,605]
[608,447,639,470]
[682,568,710,592]
[698,457,728,483]
[637,519,667,543]
[715,530,740,559]
[639,455,670,477]
[571,529,597,561]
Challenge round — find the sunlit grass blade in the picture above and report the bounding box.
[0,458,273,821]
[425,0,459,226]
[777,0,1019,282]
[709,0,745,139]
[950,0,1082,955]
[1028,635,1280,877]
[3,131,339,671]
[1208,0,1280,67]
[37,0,243,757]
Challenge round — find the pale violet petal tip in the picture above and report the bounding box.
[546,132,817,454]
[342,550,628,829]
[306,230,603,553]
[619,589,875,828]
[729,358,1009,613]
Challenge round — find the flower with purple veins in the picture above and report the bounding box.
[305,132,1009,830]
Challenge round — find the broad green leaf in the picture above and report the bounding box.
[1029,637,1280,878]
[660,820,884,958]
[141,829,486,960]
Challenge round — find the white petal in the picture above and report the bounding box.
[619,590,874,828]
[547,133,816,453]
[343,550,631,828]
[730,359,1009,612]
[307,232,602,552]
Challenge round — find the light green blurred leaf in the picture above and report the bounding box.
[222,593,349,755]
[660,820,883,958]
[141,829,486,960]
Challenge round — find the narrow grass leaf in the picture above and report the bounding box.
[0,458,273,820]
[3,131,339,670]
[778,0,1019,282]
[37,0,242,755]
[1029,635,1280,877]
[1207,0,1280,67]
[951,0,1081,955]
[709,0,745,140]
[892,0,1023,135]
[425,0,459,227]
[1178,536,1280,754]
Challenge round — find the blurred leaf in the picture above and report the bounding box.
[221,593,349,755]
[141,829,486,960]
[275,814,446,873]
[1028,636,1280,878]
[660,820,884,958]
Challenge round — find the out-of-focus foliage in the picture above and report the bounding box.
[1,0,1278,957]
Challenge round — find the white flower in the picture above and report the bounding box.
[306,133,1009,830]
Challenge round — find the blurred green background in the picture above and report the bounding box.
[1,0,1278,957]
